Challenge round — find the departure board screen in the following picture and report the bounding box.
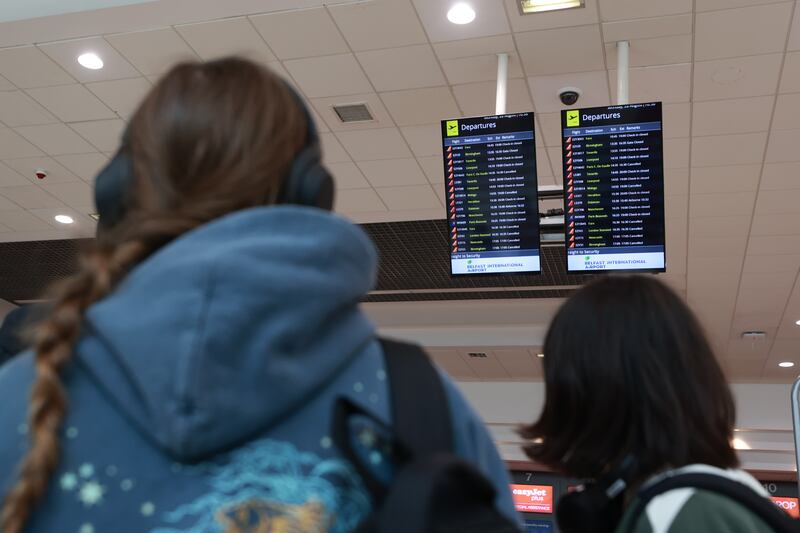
[562,102,666,272]
[442,113,540,275]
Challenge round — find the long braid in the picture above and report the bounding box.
[0,240,149,533]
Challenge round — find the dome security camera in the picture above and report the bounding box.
[558,87,582,106]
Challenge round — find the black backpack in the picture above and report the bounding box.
[625,473,800,533]
[332,338,520,533]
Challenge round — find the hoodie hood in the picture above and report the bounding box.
[78,206,378,461]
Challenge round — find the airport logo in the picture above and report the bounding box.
[446,120,460,137]
[566,110,580,127]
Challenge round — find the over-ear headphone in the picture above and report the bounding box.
[555,455,639,533]
[93,81,334,233]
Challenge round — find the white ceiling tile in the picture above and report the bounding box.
[105,29,198,76]
[38,37,140,83]
[662,103,690,139]
[0,46,74,89]
[357,158,427,187]
[376,184,441,210]
[692,96,774,136]
[688,215,750,238]
[609,63,691,104]
[319,132,351,163]
[428,349,476,378]
[418,155,443,184]
[85,77,151,119]
[695,3,792,61]
[15,124,96,155]
[602,14,692,42]
[250,8,347,60]
[441,53,524,86]
[335,128,412,161]
[37,181,94,209]
[452,78,532,117]
[0,75,14,91]
[412,0,510,42]
[750,213,800,236]
[515,25,604,76]
[433,34,515,60]
[335,187,386,213]
[0,162,29,187]
[539,147,555,178]
[401,124,441,158]
[495,348,541,378]
[327,161,370,189]
[783,1,800,51]
[27,206,97,231]
[689,191,755,217]
[0,185,61,209]
[691,133,768,167]
[725,338,770,360]
[176,18,276,63]
[697,0,786,10]
[3,157,80,184]
[284,54,373,98]
[68,119,125,152]
[761,162,800,190]
[599,0,692,21]
[55,153,108,182]
[381,87,460,127]
[26,84,115,123]
[605,35,691,68]
[743,253,800,273]
[0,128,43,159]
[694,54,783,101]
[0,209,53,231]
[689,233,748,258]
[0,91,57,127]
[0,191,21,210]
[748,234,800,255]
[328,0,428,51]
[771,93,800,131]
[664,137,690,169]
[310,93,394,132]
[766,129,800,163]
[358,45,446,92]
[528,71,609,113]
[537,112,561,147]
[459,349,511,379]
[505,0,600,31]
[665,168,689,197]
[779,51,800,94]
[690,164,761,194]
[755,189,800,215]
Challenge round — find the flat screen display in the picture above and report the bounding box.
[511,484,553,513]
[561,102,666,272]
[441,113,540,275]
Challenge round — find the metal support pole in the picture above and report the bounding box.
[792,376,800,494]
[616,41,630,105]
[496,53,509,115]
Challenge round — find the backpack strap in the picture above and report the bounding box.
[625,473,798,533]
[380,338,454,456]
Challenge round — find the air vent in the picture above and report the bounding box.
[467,352,489,358]
[333,103,374,123]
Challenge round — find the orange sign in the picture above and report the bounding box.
[772,496,799,518]
[511,484,553,513]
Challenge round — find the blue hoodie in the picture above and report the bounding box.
[0,206,516,533]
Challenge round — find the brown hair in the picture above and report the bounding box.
[521,275,738,482]
[1,57,308,532]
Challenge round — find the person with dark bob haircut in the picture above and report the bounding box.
[521,275,781,533]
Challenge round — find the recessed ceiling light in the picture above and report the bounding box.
[519,0,584,14]
[536,353,545,358]
[731,438,751,450]
[447,3,476,24]
[54,215,74,225]
[77,53,103,70]
[779,361,795,368]
[795,319,800,326]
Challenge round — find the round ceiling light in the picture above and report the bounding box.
[78,53,104,70]
[447,3,476,24]
[55,215,74,225]
[779,361,795,368]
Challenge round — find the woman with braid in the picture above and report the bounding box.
[0,58,515,533]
